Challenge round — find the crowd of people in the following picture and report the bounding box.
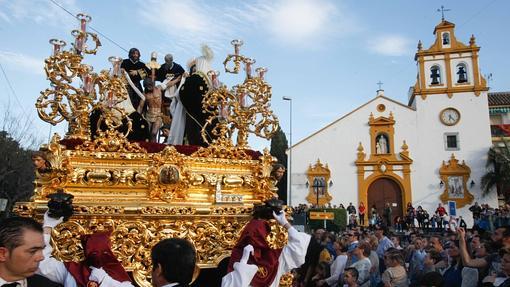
[291,201,510,234]
[2,199,510,287]
[291,222,510,287]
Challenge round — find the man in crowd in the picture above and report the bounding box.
[347,203,356,216]
[470,202,483,227]
[435,203,448,230]
[374,225,394,273]
[151,238,197,287]
[0,217,61,286]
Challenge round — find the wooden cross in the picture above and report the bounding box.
[437,5,451,21]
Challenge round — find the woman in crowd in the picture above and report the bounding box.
[381,248,408,287]
[316,238,348,287]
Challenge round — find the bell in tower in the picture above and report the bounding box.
[442,32,450,45]
[457,65,467,83]
[430,66,441,85]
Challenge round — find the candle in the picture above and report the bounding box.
[108,56,122,77]
[49,39,66,56]
[244,58,255,79]
[77,13,91,33]
[231,39,243,55]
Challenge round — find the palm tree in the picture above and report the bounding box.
[481,140,510,201]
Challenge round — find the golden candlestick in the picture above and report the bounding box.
[35,14,130,140]
[201,40,279,149]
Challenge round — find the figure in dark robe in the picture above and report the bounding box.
[121,48,150,111]
[179,45,218,146]
[157,54,186,127]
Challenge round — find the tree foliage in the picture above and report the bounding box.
[270,127,288,167]
[0,107,41,217]
[270,127,289,202]
[481,140,510,201]
[0,131,35,217]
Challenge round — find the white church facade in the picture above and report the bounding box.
[288,19,498,226]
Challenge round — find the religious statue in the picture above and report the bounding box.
[142,78,164,142]
[376,135,388,154]
[32,151,52,175]
[121,48,149,112]
[180,45,218,146]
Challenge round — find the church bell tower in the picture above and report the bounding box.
[409,17,494,215]
[411,19,488,102]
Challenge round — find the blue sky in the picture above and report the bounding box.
[0,0,509,150]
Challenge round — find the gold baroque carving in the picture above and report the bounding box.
[305,159,333,206]
[50,217,250,287]
[140,206,196,215]
[265,220,288,249]
[211,206,253,215]
[74,205,124,214]
[192,140,252,160]
[439,154,474,208]
[76,130,146,153]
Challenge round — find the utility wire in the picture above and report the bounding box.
[0,61,31,121]
[48,0,128,53]
[459,0,498,28]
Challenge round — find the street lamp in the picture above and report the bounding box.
[282,96,292,206]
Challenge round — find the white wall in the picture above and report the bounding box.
[413,91,497,227]
[289,95,417,207]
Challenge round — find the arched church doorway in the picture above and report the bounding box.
[367,178,403,224]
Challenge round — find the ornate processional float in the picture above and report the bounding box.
[14,14,292,286]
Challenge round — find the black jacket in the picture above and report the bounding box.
[26,274,63,287]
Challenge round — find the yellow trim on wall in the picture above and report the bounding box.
[355,113,413,221]
[305,159,333,206]
[439,154,474,208]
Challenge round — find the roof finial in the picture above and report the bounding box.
[417,40,423,51]
[470,34,476,47]
[437,5,451,21]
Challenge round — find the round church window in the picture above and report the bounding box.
[377,104,386,112]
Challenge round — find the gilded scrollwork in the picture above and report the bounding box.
[77,130,146,153]
[73,205,124,214]
[279,273,294,287]
[192,141,252,160]
[211,206,253,215]
[200,41,279,149]
[140,206,195,215]
[11,203,35,217]
[265,220,289,250]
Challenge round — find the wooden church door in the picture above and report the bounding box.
[367,178,403,223]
